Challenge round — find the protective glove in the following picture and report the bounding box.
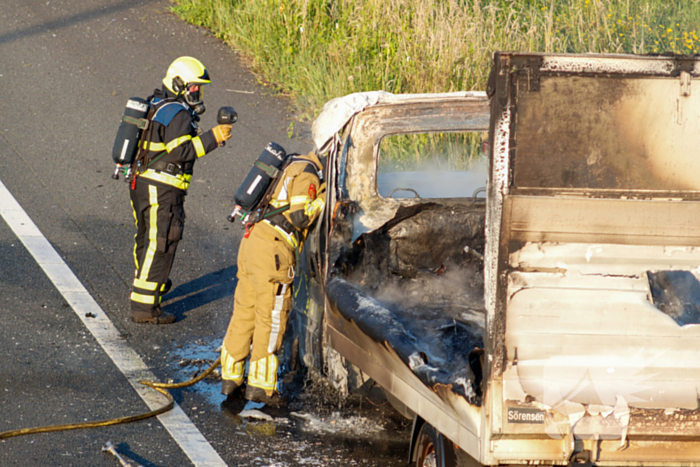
[304,197,325,219]
[212,124,233,145]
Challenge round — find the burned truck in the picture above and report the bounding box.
[289,52,700,466]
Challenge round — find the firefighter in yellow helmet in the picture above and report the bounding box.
[220,149,326,404]
[129,56,233,324]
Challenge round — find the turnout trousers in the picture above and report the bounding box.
[221,221,295,396]
[129,179,185,319]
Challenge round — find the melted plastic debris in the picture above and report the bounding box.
[326,277,483,404]
[177,346,409,467]
[240,409,274,421]
[372,264,485,332]
[290,411,386,435]
[329,202,485,404]
[647,270,700,326]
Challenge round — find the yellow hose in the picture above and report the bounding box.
[0,357,221,440]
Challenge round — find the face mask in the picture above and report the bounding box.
[184,84,206,114]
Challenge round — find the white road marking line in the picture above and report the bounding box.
[0,180,227,467]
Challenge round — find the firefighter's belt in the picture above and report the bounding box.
[265,214,296,236]
[139,169,191,190]
[148,159,185,177]
[261,220,298,249]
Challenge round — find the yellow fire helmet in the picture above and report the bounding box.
[162,56,211,113]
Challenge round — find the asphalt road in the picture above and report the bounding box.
[0,0,411,465]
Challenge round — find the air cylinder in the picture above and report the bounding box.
[112,97,149,165]
[234,142,287,213]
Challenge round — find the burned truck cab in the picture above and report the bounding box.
[289,90,491,464]
[292,51,700,467]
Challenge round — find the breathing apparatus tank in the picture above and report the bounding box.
[229,142,288,222]
[111,97,150,179]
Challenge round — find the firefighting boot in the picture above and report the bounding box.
[131,306,176,324]
[221,380,243,397]
[221,352,245,396]
[245,385,287,408]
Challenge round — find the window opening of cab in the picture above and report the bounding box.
[376,131,488,199]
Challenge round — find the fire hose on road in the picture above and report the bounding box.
[0,357,221,440]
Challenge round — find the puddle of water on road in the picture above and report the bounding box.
[218,387,412,465]
[169,339,225,407]
[170,338,411,466]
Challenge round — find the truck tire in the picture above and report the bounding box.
[414,423,456,467]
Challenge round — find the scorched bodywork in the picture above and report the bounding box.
[289,52,700,467]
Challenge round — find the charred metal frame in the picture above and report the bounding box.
[486,52,700,466]
[298,92,492,461]
[292,52,700,467]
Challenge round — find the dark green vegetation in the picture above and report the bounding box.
[172,0,700,118]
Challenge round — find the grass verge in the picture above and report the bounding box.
[170,0,700,119]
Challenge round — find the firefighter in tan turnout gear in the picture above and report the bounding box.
[129,57,233,324]
[221,150,325,404]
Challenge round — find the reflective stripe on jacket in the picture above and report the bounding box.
[266,151,326,248]
[137,90,218,191]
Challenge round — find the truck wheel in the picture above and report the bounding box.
[414,423,456,467]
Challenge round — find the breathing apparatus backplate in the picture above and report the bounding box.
[152,102,190,127]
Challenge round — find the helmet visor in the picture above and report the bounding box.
[185,84,203,105]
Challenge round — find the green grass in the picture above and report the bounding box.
[170,0,700,120]
[378,132,485,172]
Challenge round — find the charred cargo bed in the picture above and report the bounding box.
[484,52,700,466]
